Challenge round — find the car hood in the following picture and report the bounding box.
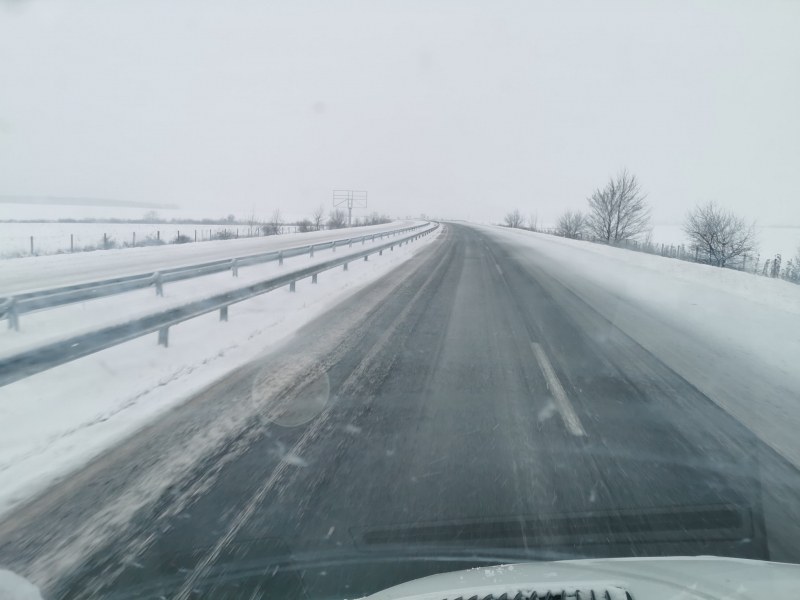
[364,556,800,600]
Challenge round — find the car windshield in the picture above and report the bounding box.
[1,1,800,599]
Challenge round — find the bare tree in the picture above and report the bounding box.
[684,201,757,267]
[327,208,348,229]
[527,212,539,232]
[556,209,586,239]
[262,209,283,236]
[504,208,524,228]
[245,208,259,237]
[587,169,650,242]
[311,205,325,231]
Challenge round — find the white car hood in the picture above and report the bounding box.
[365,556,800,599]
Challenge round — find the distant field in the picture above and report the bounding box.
[0,222,281,258]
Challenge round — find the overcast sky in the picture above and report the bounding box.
[1,0,799,225]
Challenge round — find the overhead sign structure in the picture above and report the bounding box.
[333,190,368,227]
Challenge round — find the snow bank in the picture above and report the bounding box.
[480,225,800,468]
[0,229,438,518]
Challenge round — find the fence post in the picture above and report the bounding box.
[195,230,197,242]
[70,234,74,253]
[30,236,34,255]
[132,232,136,247]
[220,306,229,321]
[158,327,169,347]
[157,230,160,242]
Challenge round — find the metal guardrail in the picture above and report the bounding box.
[0,223,428,330]
[0,223,439,387]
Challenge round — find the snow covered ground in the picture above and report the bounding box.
[0,226,439,518]
[481,225,800,469]
[0,222,248,258]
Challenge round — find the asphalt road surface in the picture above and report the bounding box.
[2,223,799,599]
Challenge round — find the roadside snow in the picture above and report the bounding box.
[0,228,438,518]
[480,225,800,468]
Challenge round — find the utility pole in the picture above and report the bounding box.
[333,190,368,226]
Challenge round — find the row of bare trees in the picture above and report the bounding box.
[505,169,762,270]
[505,169,651,242]
[256,206,393,234]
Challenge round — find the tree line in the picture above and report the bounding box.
[504,169,768,271]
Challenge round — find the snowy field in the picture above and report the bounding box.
[0,226,440,517]
[483,225,800,471]
[0,221,301,258]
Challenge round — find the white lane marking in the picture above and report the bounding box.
[531,342,586,437]
[495,263,503,275]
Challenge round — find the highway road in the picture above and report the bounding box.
[1,223,799,599]
[0,220,419,295]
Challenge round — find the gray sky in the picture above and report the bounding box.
[1,0,799,225]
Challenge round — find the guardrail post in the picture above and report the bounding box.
[379,249,383,256]
[343,262,348,271]
[364,255,369,261]
[158,326,169,347]
[220,306,228,321]
[30,236,34,255]
[231,258,239,277]
[153,272,164,297]
[70,234,74,252]
[289,281,296,292]
[310,245,315,258]
[278,251,284,266]
[390,245,394,251]
[349,240,353,248]
[312,273,318,284]
[5,299,19,331]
